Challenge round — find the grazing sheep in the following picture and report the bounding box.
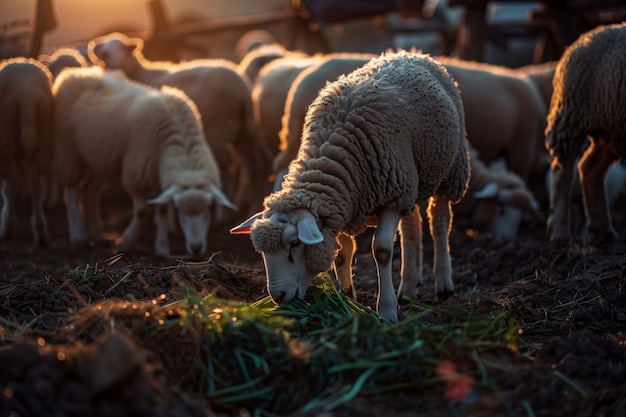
[39,47,89,78]
[52,66,236,257]
[0,57,54,246]
[546,23,626,242]
[233,51,470,323]
[88,32,271,219]
[456,146,541,240]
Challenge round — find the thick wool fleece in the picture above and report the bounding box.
[546,22,626,164]
[251,51,470,273]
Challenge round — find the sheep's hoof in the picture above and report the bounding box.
[437,289,454,301]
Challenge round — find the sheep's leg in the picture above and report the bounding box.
[81,176,106,245]
[373,206,402,323]
[578,137,619,241]
[118,196,147,253]
[548,152,578,242]
[333,232,356,299]
[153,204,171,257]
[0,179,15,240]
[27,173,49,247]
[397,207,423,302]
[427,195,454,300]
[65,186,88,247]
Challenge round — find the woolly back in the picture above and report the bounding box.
[546,22,626,161]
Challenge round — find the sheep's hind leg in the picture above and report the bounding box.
[373,206,402,323]
[27,173,49,247]
[397,207,423,303]
[65,186,88,247]
[578,137,619,242]
[0,179,16,240]
[81,176,106,245]
[427,195,454,300]
[548,152,577,242]
[118,196,147,254]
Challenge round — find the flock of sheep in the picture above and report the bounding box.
[1,22,624,321]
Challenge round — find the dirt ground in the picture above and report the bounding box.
[1,185,625,417]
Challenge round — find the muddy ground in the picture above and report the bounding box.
[0,185,625,417]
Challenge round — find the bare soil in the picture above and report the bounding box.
[1,186,625,417]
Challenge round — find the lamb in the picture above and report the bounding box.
[232,51,470,323]
[0,57,54,246]
[52,66,236,257]
[545,23,626,242]
[87,32,271,219]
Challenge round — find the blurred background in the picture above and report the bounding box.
[2,1,625,67]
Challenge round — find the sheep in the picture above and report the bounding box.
[39,47,89,79]
[237,43,309,85]
[545,22,626,243]
[87,32,271,220]
[0,57,54,247]
[232,51,470,323]
[52,66,236,257]
[456,146,542,240]
[272,54,547,239]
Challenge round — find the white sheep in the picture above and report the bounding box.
[87,32,271,219]
[52,66,236,257]
[546,22,626,242]
[232,51,470,323]
[0,57,54,247]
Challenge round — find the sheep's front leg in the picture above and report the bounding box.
[373,206,402,323]
[65,186,88,247]
[578,137,619,241]
[548,152,577,242]
[333,232,356,299]
[427,195,454,300]
[397,207,423,302]
[118,196,147,253]
[153,204,171,257]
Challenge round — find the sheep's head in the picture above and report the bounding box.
[149,183,236,257]
[231,208,336,304]
[88,32,142,71]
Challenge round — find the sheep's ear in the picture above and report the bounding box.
[296,210,324,245]
[128,37,143,53]
[473,182,499,199]
[148,184,178,205]
[210,185,237,211]
[230,212,264,234]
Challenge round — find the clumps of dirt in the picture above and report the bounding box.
[0,334,207,417]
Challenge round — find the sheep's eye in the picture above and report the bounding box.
[287,239,301,263]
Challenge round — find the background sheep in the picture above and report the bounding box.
[233,51,470,323]
[53,66,236,257]
[88,32,271,220]
[0,57,54,247]
[545,23,626,242]
[456,146,542,240]
[39,47,89,79]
